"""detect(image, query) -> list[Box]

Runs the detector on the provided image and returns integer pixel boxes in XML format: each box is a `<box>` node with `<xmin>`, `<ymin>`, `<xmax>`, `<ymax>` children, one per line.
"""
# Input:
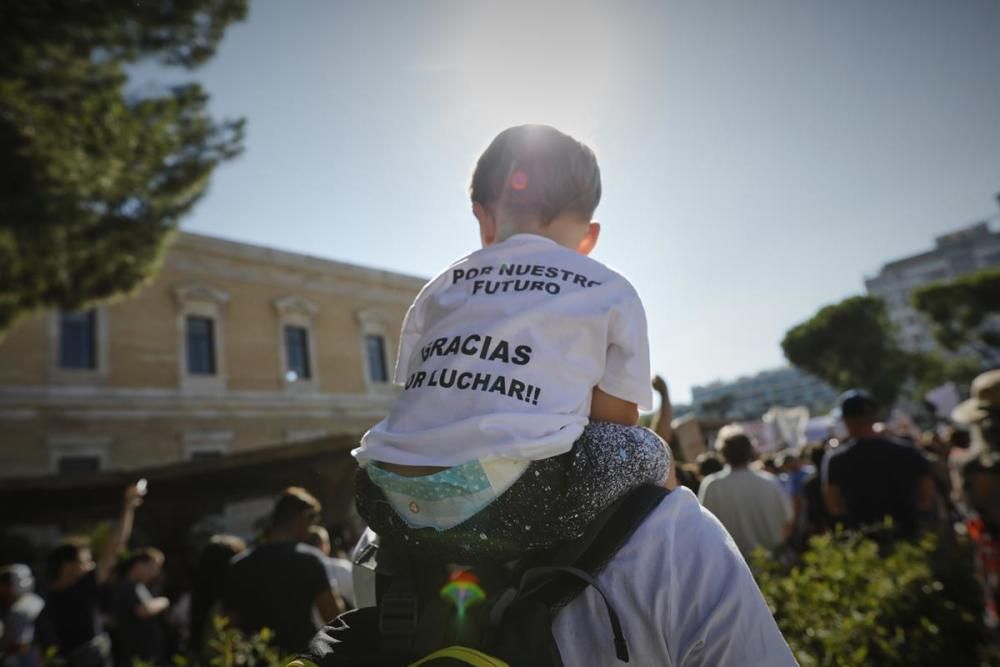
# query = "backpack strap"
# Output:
<box><xmin>524</xmin><ymin>483</ymin><xmax>670</xmax><ymax>608</ymax></box>
<box><xmin>499</xmin><ymin>484</ymin><xmax>670</xmax><ymax>663</ymax></box>
<box><xmin>373</xmin><ymin>542</ymin><xmax>419</xmax><ymax>662</ymax></box>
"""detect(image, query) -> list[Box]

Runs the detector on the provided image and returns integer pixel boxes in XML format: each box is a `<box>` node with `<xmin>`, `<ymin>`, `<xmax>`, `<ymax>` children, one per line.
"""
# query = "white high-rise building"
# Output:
<box><xmin>865</xmin><ymin>223</ymin><xmax>1000</xmax><ymax>353</ymax></box>
<box><xmin>691</xmin><ymin>366</ymin><xmax>837</xmax><ymax>421</ymax></box>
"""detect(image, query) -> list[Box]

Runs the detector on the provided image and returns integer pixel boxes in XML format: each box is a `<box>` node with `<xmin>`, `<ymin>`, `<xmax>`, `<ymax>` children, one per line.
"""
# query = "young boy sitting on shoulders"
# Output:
<box><xmin>353</xmin><ymin>124</ymin><xmax>669</xmax><ymax>561</ymax></box>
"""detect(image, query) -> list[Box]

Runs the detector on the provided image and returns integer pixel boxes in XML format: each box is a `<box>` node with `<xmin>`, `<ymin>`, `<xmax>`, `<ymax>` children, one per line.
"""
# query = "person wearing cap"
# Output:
<box><xmin>0</xmin><ymin>564</ymin><xmax>44</xmax><ymax>667</ymax></box>
<box><xmin>821</xmin><ymin>390</ymin><xmax>936</xmax><ymax>539</ymax></box>
<box><xmin>952</xmin><ymin>369</ymin><xmax>1000</xmax><ymax>625</ymax></box>
<box><xmin>952</xmin><ymin>370</ymin><xmax>1000</xmax><ymax>452</ymax></box>
<box><xmin>952</xmin><ymin>370</ymin><xmax>1000</xmax><ymax>532</ymax></box>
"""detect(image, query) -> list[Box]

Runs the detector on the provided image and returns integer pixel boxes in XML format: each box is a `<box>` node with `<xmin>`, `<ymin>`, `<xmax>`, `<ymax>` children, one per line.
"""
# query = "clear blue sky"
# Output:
<box><xmin>157</xmin><ymin>0</ymin><xmax>1000</xmax><ymax>404</ymax></box>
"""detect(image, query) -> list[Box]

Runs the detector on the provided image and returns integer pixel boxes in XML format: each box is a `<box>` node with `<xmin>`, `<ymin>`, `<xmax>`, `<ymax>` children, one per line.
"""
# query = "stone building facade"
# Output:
<box><xmin>0</xmin><ymin>232</ymin><xmax>424</xmax><ymax>478</ymax></box>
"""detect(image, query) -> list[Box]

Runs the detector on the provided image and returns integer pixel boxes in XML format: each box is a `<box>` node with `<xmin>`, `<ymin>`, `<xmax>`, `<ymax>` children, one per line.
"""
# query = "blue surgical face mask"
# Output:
<box><xmin>832</xmin><ymin>419</ymin><xmax>849</xmax><ymax>441</ymax></box>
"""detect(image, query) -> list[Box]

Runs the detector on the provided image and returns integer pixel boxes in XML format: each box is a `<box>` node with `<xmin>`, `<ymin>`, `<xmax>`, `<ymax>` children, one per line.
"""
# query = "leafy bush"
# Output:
<box><xmin>132</xmin><ymin>618</ymin><xmax>285</xmax><ymax>667</ymax></box>
<box><xmin>753</xmin><ymin>531</ymin><xmax>997</xmax><ymax>666</ymax></box>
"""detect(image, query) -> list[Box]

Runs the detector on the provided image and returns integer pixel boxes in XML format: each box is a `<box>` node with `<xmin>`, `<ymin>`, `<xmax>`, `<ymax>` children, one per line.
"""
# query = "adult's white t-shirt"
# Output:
<box><xmin>354</xmin><ymin>233</ymin><xmax>653</xmax><ymax>467</ymax></box>
<box><xmin>350</xmin><ymin>488</ymin><xmax>798</xmax><ymax>666</ymax></box>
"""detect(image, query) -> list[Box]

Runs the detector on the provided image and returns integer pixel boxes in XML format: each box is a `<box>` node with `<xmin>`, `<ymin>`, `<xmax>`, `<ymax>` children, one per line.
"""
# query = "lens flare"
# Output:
<box><xmin>440</xmin><ymin>570</ymin><xmax>486</xmax><ymax>619</ymax></box>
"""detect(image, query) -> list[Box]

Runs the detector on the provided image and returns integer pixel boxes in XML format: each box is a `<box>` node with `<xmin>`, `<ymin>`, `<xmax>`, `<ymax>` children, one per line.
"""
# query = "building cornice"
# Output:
<box><xmin>171</xmin><ymin>232</ymin><xmax>427</xmax><ymax>293</ymax></box>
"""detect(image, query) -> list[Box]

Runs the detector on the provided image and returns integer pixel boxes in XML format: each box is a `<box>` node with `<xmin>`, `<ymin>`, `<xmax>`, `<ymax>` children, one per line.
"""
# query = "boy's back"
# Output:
<box><xmin>354</xmin><ymin>232</ymin><xmax>651</xmax><ymax>468</ymax></box>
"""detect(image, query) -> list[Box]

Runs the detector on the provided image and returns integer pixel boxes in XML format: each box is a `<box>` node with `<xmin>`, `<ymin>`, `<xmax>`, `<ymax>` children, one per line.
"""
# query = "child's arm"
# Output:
<box><xmin>590</xmin><ymin>386</ymin><xmax>639</xmax><ymax>426</ymax></box>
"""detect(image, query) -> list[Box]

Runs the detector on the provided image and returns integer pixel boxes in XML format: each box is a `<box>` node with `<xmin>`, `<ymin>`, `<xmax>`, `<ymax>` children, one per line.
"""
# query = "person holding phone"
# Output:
<box><xmin>37</xmin><ymin>484</ymin><xmax>144</xmax><ymax>667</ymax></box>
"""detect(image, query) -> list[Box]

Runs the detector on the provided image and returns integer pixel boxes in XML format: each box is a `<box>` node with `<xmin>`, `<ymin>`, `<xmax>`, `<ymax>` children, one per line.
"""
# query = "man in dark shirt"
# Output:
<box><xmin>822</xmin><ymin>390</ymin><xmax>935</xmax><ymax>538</ymax></box>
<box><xmin>112</xmin><ymin>548</ymin><xmax>170</xmax><ymax>666</ymax></box>
<box><xmin>37</xmin><ymin>484</ymin><xmax>144</xmax><ymax>667</ymax></box>
<box><xmin>223</xmin><ymin>487</ymin><xmax>344</xmax><ymax>655</ymax></box>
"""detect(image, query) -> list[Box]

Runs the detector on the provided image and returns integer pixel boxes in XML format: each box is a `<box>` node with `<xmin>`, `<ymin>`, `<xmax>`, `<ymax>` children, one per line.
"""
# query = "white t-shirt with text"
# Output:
<box><xmin>354</xmin><ymin>233</ymin><xmax>653</xmax><ymax>467</ymax></box>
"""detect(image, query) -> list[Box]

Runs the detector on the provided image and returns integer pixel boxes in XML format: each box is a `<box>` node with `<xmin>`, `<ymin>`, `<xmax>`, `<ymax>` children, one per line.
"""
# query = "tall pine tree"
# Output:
<box><xmin>0</xmin><ymin>0</ymin><xmax>247</xmax><ymax>336</ymax></box>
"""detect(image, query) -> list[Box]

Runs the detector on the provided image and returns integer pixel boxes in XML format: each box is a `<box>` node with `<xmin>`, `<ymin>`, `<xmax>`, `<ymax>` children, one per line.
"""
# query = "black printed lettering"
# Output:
<box><xmin>487</xmin><ymin>340</ymin><xmax>510</xmax><ymax>363</ymax></box>
<box><xmin>512</xmin><ymin>345</ymin><xmax>532</xmax><ymax>365</ymax></box>
<box><xmin>488</xmin><ymin>376</ymin><xmax>507</xmax><ymax>394</ymax></box>
<box><xmin>472</xmin><ymin>373</ymin><xmax>492</xmax><ymax>391</ymax></box>
<box><xmin>438</xmin><ymin>369</ymin><xmax>457</xmax><ymax>388</ymax></box>
<box><xmin>456</xmin><ymin>372</ymin><xmax>473</xmax><ymax>390</ymax></box>
<box><xmin>461</xmin><ymin>335</ymin><xmax>481</xmax><ymax>355</ymax></box>
<box><xmin>444</xmin><ymin>337</ymin><xmax>462</xmax><ymax>356</ymax></box>
<box><xmin>509</xmin><ymin>379</ymin><xmax>526</xmax><ymax>401</ymax></box>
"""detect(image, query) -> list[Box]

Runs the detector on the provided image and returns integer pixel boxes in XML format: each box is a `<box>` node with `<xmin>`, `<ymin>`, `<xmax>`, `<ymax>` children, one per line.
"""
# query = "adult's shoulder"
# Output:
<box><xmin>294</xmin><ymin>542</ymin><xmax>330</xmax><ymax>563</ymax></box>
<box><xmin>882</xmin><ymin>435</ymin><xmax>921</xmax><ymax>451</ymax></box>
<box><xmin>17</xmin><ymin>592</ymin><xmax>45</xmax><ymax>617</ymax></box>
<box><xmin>554</xmin><ymin>487</ymin><xmax>796</xmax><ymax>665</ymax></box>
<box><xmin>823</xmin><ymin>441</ymin><xmax>855</xmax><ymax>468</ymax></box>
<box><xmin>753</xmin><ymin>468</ymin><xmax>785</xmax><ymax>487</ymax></box>
<box><xmin>698</xmin><ymin>468</ymin><xmax>728</xmax><ymax>491</ymax></box>
<box><xmin>228</xmin><ymin>544</ymin><xmax>256</xmax><ymax>568</ymax></box>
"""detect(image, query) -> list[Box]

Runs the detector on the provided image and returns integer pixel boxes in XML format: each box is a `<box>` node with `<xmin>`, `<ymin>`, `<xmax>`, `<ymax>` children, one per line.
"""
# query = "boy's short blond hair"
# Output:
<box><xmin>470</xmin><ymin>125</ymin><xmax>601</xmax><ymax>225</ymax></box>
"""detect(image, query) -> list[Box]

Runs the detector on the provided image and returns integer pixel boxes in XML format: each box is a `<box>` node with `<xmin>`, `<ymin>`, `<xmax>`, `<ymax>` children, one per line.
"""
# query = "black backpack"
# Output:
<box><xmin>293</xmin><ymin>484</ymin><xmax>669</xmax><ymax>666</ymax></box>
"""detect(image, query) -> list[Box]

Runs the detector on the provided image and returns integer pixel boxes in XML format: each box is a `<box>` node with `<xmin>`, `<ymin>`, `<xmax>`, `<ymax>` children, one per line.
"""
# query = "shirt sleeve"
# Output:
<box><xmin>821</xmin><ymin>450</ymin><xmax>839</xmax><ymax>487</ymax></box>
<box><xmin>776</xmin><ymin>482</ymin><xmax>794</xmax><ymax>522</ymax></box>
<box><xmin>598</xmin><ymin>290</ymin><xmax>654</xmax><ymax>411</ymax></box>
<box><xmin>6</xmin><ymin>609</ymin><xmax>34</xmax><ymax>645</ymax></box>
<box><xmin>307</xmin><ymin>552</ymin><xmax>334</xmax><ymax>596</ymax></box>
<box><xmin>912</xmin><ymin>448</ymin><xmax>931</xmax><ymax>476</ymax></box>
<box><xmin>392</xmin><ymin>298</ymin><xmax>425</xmax><ymax>386</ymax></box>
<box><xmin>697</xmin><ymin>477</ymin><xmax>714</xmax><ymax>507</ymax></box>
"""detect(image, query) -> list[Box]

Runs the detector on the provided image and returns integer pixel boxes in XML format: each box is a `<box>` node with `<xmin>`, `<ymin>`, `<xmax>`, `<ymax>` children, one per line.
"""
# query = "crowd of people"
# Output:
<box><xmin>1</xmin><ymin>373</ymin><xmax>998</xmax><ymax>666</ymax></box>
<box><xmin>0</xmin><ymin>486</ymin><xmax>360</xmax><ymax>667</ymax></box>
<box><xmin>674</xmin><ymin>372</ymin><xmax>1000</xmax><ymax>612</ymax></box>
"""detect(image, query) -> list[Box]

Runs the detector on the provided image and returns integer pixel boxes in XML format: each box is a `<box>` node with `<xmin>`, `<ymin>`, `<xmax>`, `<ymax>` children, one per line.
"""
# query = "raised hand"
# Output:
<box><xmin>652</xmin><ymin>375</ymin><xmax>669</xmax><ymax>399</ymax></box>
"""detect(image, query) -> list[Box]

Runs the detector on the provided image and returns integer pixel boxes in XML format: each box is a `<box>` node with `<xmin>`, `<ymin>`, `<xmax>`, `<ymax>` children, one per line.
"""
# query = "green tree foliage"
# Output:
<box><xmin>906</xmin><ymin>349</ymin><xmax>983</xmax><ymax>397</ymax></box>
<box><xmin>754</xmin><ymin>531</ymin><xmax>994</xmax><ymax>667</ymax></box>
<box><xmin>0</xmin><ymin>0</ymin><xmax>247</xmax><ymax>337</ymax></box>
<box><xmin>781</xmin><ymin>296</ymin><xmax>913</xmax><ymax>408</ymax></box>
<box><xmin>912</xmin><ymin>268</ymin><xmax>1000</xmax><ymax>358</ymax></box>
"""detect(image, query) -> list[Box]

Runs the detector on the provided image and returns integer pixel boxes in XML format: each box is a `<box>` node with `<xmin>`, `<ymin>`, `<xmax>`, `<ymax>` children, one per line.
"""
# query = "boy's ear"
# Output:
<box><xmin>576</xmin><ymin>222</ymin><xmax>601</xmax><ymax>256</ymax></box>
<box><xmin>473</xmin><ymin>202</ymin><xmax>497</xmax><ymax>247</ymax></box>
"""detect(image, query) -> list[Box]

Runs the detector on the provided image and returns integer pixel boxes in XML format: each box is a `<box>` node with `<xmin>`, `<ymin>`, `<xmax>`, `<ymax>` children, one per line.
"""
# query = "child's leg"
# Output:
<box><xmin>550</xmin><ymin>421</ymin><xmax>670</xmax><ymax>538</ymax></box>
